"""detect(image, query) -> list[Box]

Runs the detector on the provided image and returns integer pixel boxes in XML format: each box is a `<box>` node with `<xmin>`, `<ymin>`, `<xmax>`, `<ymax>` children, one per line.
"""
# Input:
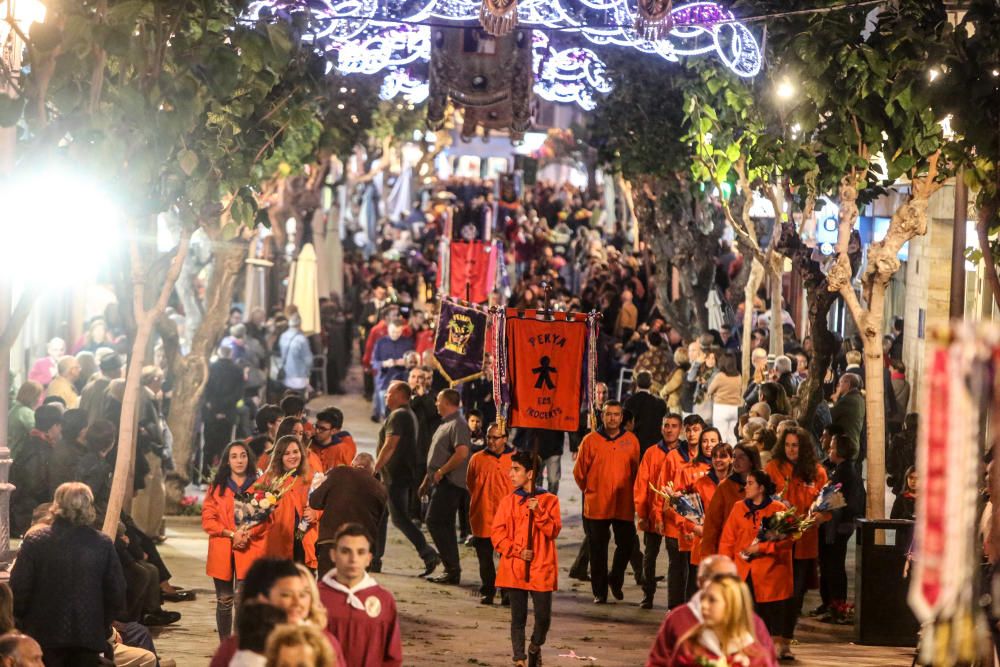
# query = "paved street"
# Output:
<box><xmin>150</xmin><ymin>390</ymin><xmax>918</xmax><ymax>666</ymax></box>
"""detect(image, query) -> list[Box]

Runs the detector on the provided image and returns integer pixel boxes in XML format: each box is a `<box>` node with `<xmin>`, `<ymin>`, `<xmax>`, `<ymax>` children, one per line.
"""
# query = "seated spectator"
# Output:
<box><xmin>10</xmin><ymin>404</ymin><xmax>63</xmax><ymax>537</ymax></box>
<box><xmin>0</xmin><ymin>633</ymin><xmax>44</xmax><ymax>667</ymax></box>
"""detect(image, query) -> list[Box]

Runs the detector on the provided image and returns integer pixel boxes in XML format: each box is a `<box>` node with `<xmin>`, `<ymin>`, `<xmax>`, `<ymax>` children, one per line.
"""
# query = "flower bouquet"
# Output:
<box><xmin>797</xmin><ymin>482</ymin><xmax>847</xmax><ymax>533</ymax></box>
<box><xmin>741</xmin><ymin>507</ymin><xmax>804</xmax><ymax>561</ymax></box>
<box><xmin>649</xmin><ymin>482</ymin><xmax>705</xmax><ymax>525</ymax></box>
<box><xmin>234</xmin><ymin>470</ymin><xmax>295</xmax><ymax>531</ymax></box>
<box><xmin>295</xmin><ymin>472</ymin><xmax>326</xmax><ymax>540</ymax></box>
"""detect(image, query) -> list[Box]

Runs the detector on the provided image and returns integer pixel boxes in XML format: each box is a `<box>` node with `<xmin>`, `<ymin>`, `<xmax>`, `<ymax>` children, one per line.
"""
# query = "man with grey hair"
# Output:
<box><xmin>771</xmin><ymin>354</ymin><xmax>798</xmax><ymax>398</ymax></box>
<box><xmin>46</xmin><ymin>356</ymin><xmax>82</xmax><ymax>409</ymax></box>
<box><xmin>277</xmin><ymin>312</ymin><xmax>314</xmax><ymax>395</ymax></box>
<box><xmin>310</xmin><ymin>451</ymin><xmax>389</xmax><ymax>574</ymax></box>
<box><xmin>645</xmin><ymin>555</ymin><xmax>776</xmax><ymax>666</ymax></box>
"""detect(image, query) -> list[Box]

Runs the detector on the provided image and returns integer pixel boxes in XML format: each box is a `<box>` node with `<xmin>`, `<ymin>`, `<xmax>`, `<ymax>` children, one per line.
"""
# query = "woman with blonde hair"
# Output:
<box><xmin>265</xmin><ymin>623</ymin><xmax>336</xmax><ymax>667</ymax></box>
<box><xmin>261</xmin><ymin>436</ymin><xmax>322</xmax><ymax>569</ymax></box>
<box><xmin>670</xmin><ymin>574</ymin><xmax>772</xmax><ymax>666</ymax></box>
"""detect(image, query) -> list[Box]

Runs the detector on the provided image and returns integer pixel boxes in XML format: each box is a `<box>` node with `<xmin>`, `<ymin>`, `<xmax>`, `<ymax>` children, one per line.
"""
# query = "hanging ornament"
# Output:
<box><xmin>479</xmin><ymin>0</ymin><xmax>517</xmax><ymax>37</ymax></box>
<box><xmin>634</xmin><ymin>0</ymin><xmax>674</xmax><ymax>41</ymax></box>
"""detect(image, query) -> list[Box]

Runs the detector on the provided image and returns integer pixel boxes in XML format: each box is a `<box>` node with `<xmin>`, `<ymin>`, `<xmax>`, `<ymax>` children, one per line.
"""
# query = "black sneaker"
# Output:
<box><xmin>142</xmin><ymin>609</ymin><xmax>181</xmax><ymax>626</ymax></box>
<box><xmin>639</xmin><ymin>596</ymin><xmax>654</xmax><ymax>609</ymax></box>
<box><xmin>609</xmin><ymin>582</ymin><xmax>624</xmax><ymax>601</ymax></box>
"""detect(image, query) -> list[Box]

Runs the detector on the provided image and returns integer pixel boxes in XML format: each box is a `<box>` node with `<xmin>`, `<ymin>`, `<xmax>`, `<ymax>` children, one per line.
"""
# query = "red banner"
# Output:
<box><xmin>506</xmin><ymin>314</ymin><xmax>587</xmax><ymax>431</ymax></box>
<box><xmin>446</xmin><ymin>241</ymin><xmax>493</xmax><ymax>303</ymax></box>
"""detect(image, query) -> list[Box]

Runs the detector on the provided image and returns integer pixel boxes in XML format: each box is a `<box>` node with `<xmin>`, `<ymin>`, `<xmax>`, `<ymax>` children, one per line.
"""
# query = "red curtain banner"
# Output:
<box><xmin>506</xmin><ymin>315</ymin><xmax>587</xmax><ymax>431</ymax></box>
<box><xmin>447</xmin><ymin>241</ymin><xmax>493</xmax><ymax>303</ymax></box>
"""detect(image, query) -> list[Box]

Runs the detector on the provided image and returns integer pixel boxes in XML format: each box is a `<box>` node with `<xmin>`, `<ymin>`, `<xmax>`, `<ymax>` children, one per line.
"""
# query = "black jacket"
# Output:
<box><xmin>821</xmin><ymin>459</ymin><xmax>866</xmax><ymax>540</ymax></box>
<box><xmin>11</xmin><ymin>518</ymin><xmax>126</xmax><ymax>652</ymax></box>
<box><xmin>623</xmin><ymin>390</ymin><xmax>667</xmax><ymax>454</ymax></box>
<box><xmin>10</xmin><ymin>436</ymin><xmax>53</xmax><ymax>537</ymax></box>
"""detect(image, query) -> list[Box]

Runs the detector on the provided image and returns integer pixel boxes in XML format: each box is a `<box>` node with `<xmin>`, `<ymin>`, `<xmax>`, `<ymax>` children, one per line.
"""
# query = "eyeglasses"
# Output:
<box><xmin>487</xmin><ymin>435</ymin><xmax>507</xmax><ymax>441</ymax></box>
<box><xmin>316</xmin><ymin>425</ymin><xmax>333</xmax><ymax>432</ymax></box>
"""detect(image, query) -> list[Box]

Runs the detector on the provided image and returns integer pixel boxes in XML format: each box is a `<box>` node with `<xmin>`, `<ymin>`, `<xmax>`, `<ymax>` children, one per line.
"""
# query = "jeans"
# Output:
<box><xmin>473</xmin><ymin>536</ymin><xmax>497</xmax><ymax>597</ymax></box>
<box><xmin>508</xmin><ymin>589</ymin><xmax>553</xmax><ymax>661</ymax></box>
<box><xmin>542</xmin><ymin>454</ymin><xmax>561</xmax><ymax>495</ymax></box>
<box><xmin>213</xmin><ymin>576</ymin><xmax>241</xmax><ymax>640</ymax></box>
<box><xmin>819</xmin><ymin>532</ymin><xmax>851</xmax><ymax>605</ymax></box>
<box><xmin>373</xmin><ymin>386</ymin><xmax>387</xmax><ymax>420</ymax></box>
<box><xmin>584</xmin><ymin>517</ymin><xmax>637</xmax><ymax>600</ymax></box>
<box><xmin>664</xmin><ymin>537</ymin><xmax>689</xmax><ymax>609</ymax></box>
<box><xmin>426</xmin><ymin>479</ymin><xmax>464</xmax><ymax>574</ymax></box>
<box><xmin>641</xmin><ymin>532</ymin><xmax>663</xmax><ymax>598</ymax></box>
<box><xmin>385</xmin><ymin>481</ymin><xmax>437</xmax><ymax>564</ymax></box>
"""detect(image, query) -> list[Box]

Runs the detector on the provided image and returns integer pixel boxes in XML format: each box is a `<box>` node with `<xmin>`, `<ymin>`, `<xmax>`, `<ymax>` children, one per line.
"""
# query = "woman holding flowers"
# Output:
<box><xmin>701</xmin><ymin>444</ymin><xmax>761</xmax><ymax>557</ymax></box>
<box><xmin>719</xmin><ymin>469</ymin><xmax>794</xmax><ymax>658</ymax></box>
<box><xmin>202</xmin><ymin>440</ymin><xmax>266</xmax><ymax>639</ymax></box>
<box><xmin>688</xmin><ymin>444</ymin><xmax>734</xmax><ymax>570</ymax></box>
<box><xmin>261</xmin><ymin>435</ymin><xmax>322</xmax><ymax>570</ymax></box>
<box><xmin>673</xmin><ymin>428</ymin><xmax>719</xmax><ymax>598</ymax></box>
<box><xmin>669</xmin><ymin>573</ymin><xmax>774</xmax><ymax>667</ymax></box>
<box><xmin>765</xmin><ymin>427</ymin><xmax>828</xmax><ymax>653</ymax></box>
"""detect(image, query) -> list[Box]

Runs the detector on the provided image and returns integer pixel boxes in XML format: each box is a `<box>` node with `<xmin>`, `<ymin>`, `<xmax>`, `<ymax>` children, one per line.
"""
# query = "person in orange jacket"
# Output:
<box><xmin>656</xmin><ymin>414</ymin><xmax>705</xmax><ymax>608</ymax></box>
<box><xmin>719</xmin><ymin>469</ymin><xmax>794</xmax><ymax>658</ymax></box>
<box><xmin>764</xmin><ymin>427</ymin><xmax>828</xmax><ymax>658</ymax></box>
<box><xmin>261</xmin><ymin>417</ymin><xmax>323</xmax><ymax>475</ymax></box>
<box><xmin>674</xmin><ymin>427</ymin><xmax>719</xmax><ymax>599</ymax></box>
<box><xmin>260</xmin><ymin>435</ymin><xmax>323</xmax><ymax>570</ymax></box>
<box><xmin>573</xmin><ymin>400</ymin><xmax>640</xmax><ymax>604</ymax></box>
<box><xmin>310</xmin><ymin>407</ymin><xmax>357</xmax><ymax>472</ymax></box>
<box><xmin>700</xmin><ymin>444</ymin><xmax>761</xmax><ymax>558</ymax></box>
<box><xmin>201</xmin><ymin>440</ymin><xmax>267</xmax><ymax>639</ymax></box>
<box><xmin>492</xmin><ymin>449</ymin><xmax>562</xmax><ymax>667</ymax></box>
<box><xmin>468</xmin><ymin>422</ymin><xmax>515</xmax><ymax>605</ymax></box>
<box><xmin>633</xmin><ymin>414</ymin><xmax>683</xmax><ymax>609</ymax></box>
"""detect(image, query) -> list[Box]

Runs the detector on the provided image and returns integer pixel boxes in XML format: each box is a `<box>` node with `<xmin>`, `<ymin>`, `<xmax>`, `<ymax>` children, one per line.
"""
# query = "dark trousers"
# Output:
<box><xmin>426</xmin><ymin>480</ymin><xmax>464</xmax><ymax>574</ymax></box>
<box><xmin>123</xmin><ymin>560</ymin><xmax>161</xmax><ymax>622</ymax></box>
<box><xmin>385</xmin><ymin>481</ymin><xmax>436</xmax><ymax>564</ymax></box>
<box><xmin>818</xmin><ymin>533</ymin><xmax>851</xmax><ymax>605</ymax></box>
<box><xmin>641</xmin><ymin>532</ymin><xmax>663</xmax><ymax>597</ymax></box>
<box><xmin>508</xmin><ymin>589</ymin><xmax>553</xmax><ymax>661</ymax></box>
<box><xmin>473</xmin><ymin>536</ymin><xmax>497</xmax><ymax>597</ymax></box>
<box><xmin>665</xmin><ymin>537</ymin><xmax>689</xmax><ymax>609</ymax></box>
<box><xmin>584</xmin><ymin>517</ymin><xmax>637</xmax><ymax>600</ymax></box>
<box><xmin>202</xmin><ymin>415</ymin><xmax>234</xmax><ymax>477</ymax></box>
<box><xmin>42</xmin><ymin>647</ymin><xmax>101</xmax><ymax>667</ymax></box>
<box><xmin>747</xmin><ymin>575</ymin><xmax>790</xmax><ymax>638</ymax></box>
<box><xmin>686</xmin><ymin>563</ymin><xmax>700</xmax><ymax>600</ymax></box>
<box><xmin>459</xmin><ymin>489</ymin><xmax>471</xmax><ymax>538</ymax></box>
<box><xmin>570</xmin><ymin>537</ymin><xmax>589</xmax><ymax>578</ymax></box>
<box><xmin>785</xmin><ymin>558</ymin><xmax>814</xmax><ymax>638</ymax></box>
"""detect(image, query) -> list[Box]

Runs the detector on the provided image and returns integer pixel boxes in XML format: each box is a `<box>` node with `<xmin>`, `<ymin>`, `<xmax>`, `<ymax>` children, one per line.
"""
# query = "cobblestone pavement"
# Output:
<box><xmin>152</xmin><ymin>391</ymin><xmax>917</xmax><ymax>666</ymax></box>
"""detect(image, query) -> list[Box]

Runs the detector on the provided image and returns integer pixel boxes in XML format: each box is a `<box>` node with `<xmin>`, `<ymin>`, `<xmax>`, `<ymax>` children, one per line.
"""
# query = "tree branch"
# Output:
<box><xmin>0</xmin><ymin>284</ymin><xmax>42</xmax><ymax>355</ymax></box>
<box><xmin>976</xmin><ymin>200</ymin><xmax>1000</xmax><ymax>313</ymax></box>
<box><xmin>838</xmin><ymin>282</ymin><xmax>868</xmax><ymax>336</ymax></box>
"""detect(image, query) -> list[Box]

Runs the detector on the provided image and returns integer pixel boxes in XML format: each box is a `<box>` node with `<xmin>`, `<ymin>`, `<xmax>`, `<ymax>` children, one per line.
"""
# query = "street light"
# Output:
<box><xmin>775</xmin><ymin>78</ymin><xmax>796</xmax><ymax>100</ymax></box>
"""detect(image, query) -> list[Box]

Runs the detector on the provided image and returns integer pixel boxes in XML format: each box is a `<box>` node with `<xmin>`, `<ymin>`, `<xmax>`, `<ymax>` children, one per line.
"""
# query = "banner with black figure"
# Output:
<box><xmin>505</xmin><ymin>312</ymin><xmax>589</xmax><ymax>432</ymax></box>
<box><xmin>432</xmin><ymin>298</ymin><xmax>489</xmax><ymax>385</ymax></box>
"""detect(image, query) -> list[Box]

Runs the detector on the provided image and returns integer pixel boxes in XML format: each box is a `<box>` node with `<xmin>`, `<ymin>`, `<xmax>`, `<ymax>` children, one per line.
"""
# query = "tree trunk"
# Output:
<box><xmin>861</xmin><ymin>311</ymin><xmax>887</xmax><ymax>520</ymax></box>
<box><xmin>102</xmin><ymin>229</ymin><xmax>190</xmax><ymax>539</ymax></box>
<box><xmin>741</xmin><ymin>259</ymin><xmax>765</xmax><ymax>391</ymax></box>
<box><xmin>167</xmin><ymin>239</ymin><xmax>248</xmax><ymax>481</ymax></box>
<box><xmin>769</xmin><ymin>269</ymin><xmax>784</xmax><ymax>357</ymax></box>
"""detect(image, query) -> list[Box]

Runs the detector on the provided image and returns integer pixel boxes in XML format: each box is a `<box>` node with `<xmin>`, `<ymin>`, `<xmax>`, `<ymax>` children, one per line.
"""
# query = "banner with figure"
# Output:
<box><xmin>506</xmin><ymin>311</ymin><xmax>588</xmax><ymax>431</ymax></box>
<box><xmin>432</xmin><ymin>298</ymin><xmax>488</xmax><ymax>385</ymax></box>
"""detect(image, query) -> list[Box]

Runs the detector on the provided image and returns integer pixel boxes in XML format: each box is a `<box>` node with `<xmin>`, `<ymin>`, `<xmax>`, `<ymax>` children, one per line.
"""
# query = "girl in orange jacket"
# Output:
<box><xmin>765</xmin><ymin>427</ymin><xmax>828</xmax><ymax>655</ymax></box>
<box><xmin>673</xmin><ymin>428</ymin><xmax>717</xmax><ymax>599</ymax></box>
<box><xmin>260</xmin><ymin>417</ymin><xmax>323</xmax><ymax>473</ymax></box>
<box><xmin>492</xmin><ymin>450</ymin><xmax>562</xmax><ymax>667</ymax></box>
<box><xmin>700</xmin><ymin>444</ymin><xmax>761</xmax><ymax>557</ymax></box>
<box><xmin>687</xmin><ymin>443</ymin><xmax>733</xmax><ymax>568</ymax></box>
<box><xmin>719</xmin><ymin>469</ymin><xmax>794</xmax><ymax>658</ymax></box>
<box><xmin>260</xmin><ymin>435</ymin><xmax>322</xmax><ymax>570</ymax></box>
<box><xmin>201</xmin><ymin>440</ymin><xmax>267</xmax><ymax>639</ymax></box>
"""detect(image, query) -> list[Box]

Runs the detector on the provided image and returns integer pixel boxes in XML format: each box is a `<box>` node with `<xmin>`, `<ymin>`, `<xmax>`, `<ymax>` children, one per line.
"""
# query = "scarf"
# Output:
<box><xmin>694</xmin><ymin>452</ymin><xmax>712</xmax><ymax>466</ymax></box>
<box><xmin>321</xmin><ymin>570</ymin><xmax>379</xmax><ymax>611</ymax></box>
<box><xmin>696</xmin><ymin>627</ymin><xmax>756</xmax><ymax>662</ymax></box>
<box><xmin>678</xmin><ymin>444</ymin><xmax>692</xmax><ymax>463</ymax></box>
<box><xmin>226</xmin><ymin>476</ymin><xmax>256</xmax><ymax>496</ymax></box>
<box><xmin>707</xmin><ymin>468</ymin><xmax>722</xmax><ymax>486</ymax></box>
<box><xmin>515</xmin><ymin>487</ymin><xmax>549</xmax><ymax>504</ymax></box>
<box><xmin>657</xmin><ymin>440</ymin><xmax>676</xmax><ymax>456</ymax></box>
<box><xmin>743</xmin><ymin>497</ymin><xmax>772</xmax><ymax>523</ymax></box>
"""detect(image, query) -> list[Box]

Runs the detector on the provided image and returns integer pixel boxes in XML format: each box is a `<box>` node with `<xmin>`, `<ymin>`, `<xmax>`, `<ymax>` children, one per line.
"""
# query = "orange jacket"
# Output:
<box><xmin>765</xmin><ymin>460</ymin><xmax>828</xmax><ymax>560</ymax></box>
<box><xmin>492</xmin><ymin>490</ymin><xmax>562</xmax><ymax>592</ymax></box>
<box><xmin>574</xmin><ymin>429</ymin><xmax>640</xmax><ymax>521</ymax></box>
<box><xmin>633</xmin><ymin>441</ymin><xmax>676</xmax><ymax>535</ymax></box>
<box><xmin>467</xmin><ymin>448</ymin><xmax>515</xmax><ymax>538</ymax></box>
<box><xmin>261</xmin><ymin>473</ymin><xmax>322</xmax><ymax>569</ymax></box>
<box><xmin>202</xmin><ymin>482</ymin><xmax>268</xmax><ymax>581</ymax></box>
<box><xmin>309</xmin><ymin>432</ymin><xmax>358</xmax><ymax>472</ymax></box>
<box><xmin>719</xmin><ymin>498</ymin><xmax>794</xmax><ymax>603</ymax></box>
<box><xmin>656</xmin><ymin>446</ymin><xmax>699</xmax><ymax>538</ymax></box>
<box><xmin>674</xmin><ymin>456</ymin><xmax>711</xmax><ymax>553</ymax></box>
<box><xmin>688</xmin><ymin>471</ymin><xmax>722</xmax><ymax>565</ymax></box>
<box><xmin>700</xmin><ymin>477</ymin><xmax>745</xmax><ymax>557</ymax></box>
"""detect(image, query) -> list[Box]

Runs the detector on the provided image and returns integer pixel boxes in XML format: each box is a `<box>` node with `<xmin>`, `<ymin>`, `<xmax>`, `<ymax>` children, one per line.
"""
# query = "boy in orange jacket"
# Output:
<box><xmin>492</xmin><ymin>450</ymin><xmax>562</xmax><ymax>667</ymax></box>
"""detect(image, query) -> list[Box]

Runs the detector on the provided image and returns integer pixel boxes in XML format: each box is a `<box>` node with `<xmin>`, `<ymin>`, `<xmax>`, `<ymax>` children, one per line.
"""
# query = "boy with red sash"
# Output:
<box><xmin>467</xmin><ymin>423</ymin><xmax>516</xmax><ymax>605</ymax></box>
<box><xmin>492</xmin><ymin>450</ymin><xmax>562</xmax><ymax>667</ymax></box>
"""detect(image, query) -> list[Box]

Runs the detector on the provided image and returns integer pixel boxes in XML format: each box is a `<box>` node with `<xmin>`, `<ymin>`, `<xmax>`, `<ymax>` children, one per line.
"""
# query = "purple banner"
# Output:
<box><xmin>433</xmin><ymin>298</ymin><xmax>488</xmax><ymax>385</ymax></box>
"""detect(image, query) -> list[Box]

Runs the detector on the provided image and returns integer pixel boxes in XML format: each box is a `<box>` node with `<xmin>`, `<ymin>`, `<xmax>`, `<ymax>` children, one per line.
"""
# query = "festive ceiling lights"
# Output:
<box><xmin>249</xmin><ymin>1</ymin><xmax>761</xmax><ymax>109</ymax></box>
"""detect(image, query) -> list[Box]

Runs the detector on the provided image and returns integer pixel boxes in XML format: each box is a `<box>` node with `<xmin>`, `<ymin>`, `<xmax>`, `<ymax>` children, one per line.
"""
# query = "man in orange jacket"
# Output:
<box><xmin>573</xmin><ymin>400</ymin><xmax>640</xmax><ymax>604</ymax></box>
<box><xmin>467</xmin><ymin>423</ymin><xmax>515</xmax><ymax>605</ymax></box>
<box><xmin>633</xmin><ymin>413</ymin><xmax>683</xmax><ymax>609</ymax></box>
<box><xmin>492</xmin><ymin>449</ymin><xmax>561</xmax><ymax>667</ymax></box>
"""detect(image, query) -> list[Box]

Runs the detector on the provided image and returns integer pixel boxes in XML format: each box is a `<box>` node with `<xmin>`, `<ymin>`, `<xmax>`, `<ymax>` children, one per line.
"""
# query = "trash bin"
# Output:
<box><xmin>854</xmin><ymin>518</ymin><xmax>919</xmax><ymax>646</ymax></box>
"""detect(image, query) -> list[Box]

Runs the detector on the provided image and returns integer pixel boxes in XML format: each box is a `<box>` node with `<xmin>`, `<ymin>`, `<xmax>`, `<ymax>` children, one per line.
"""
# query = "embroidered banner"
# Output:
<box><xmin>432</xmin><ymin>298</ymin><xmax>488</xmax><ymax>385</ymax></box>
<box><xmin>506</xmin><ymin>311</ymin><xmax>587</xmax><ymax>431</ymax></box>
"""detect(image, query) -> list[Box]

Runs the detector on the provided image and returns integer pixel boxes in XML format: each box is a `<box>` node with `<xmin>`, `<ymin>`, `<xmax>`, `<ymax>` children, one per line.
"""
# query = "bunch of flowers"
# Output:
<box><xmin>649</xmin><ymin>482</ymin><xmax>705</xmax><ymax>525</ymax></box>
<box><xmin>234</xmin><ymin>470</ymin><xmax>295</xmax><ymax>530</ymax></box>
<box><xmin>796</xmin><ymin>482</ymin><xmax>847</xmax><ymax>533</ymax></box>
<box><xmin>756</xmin><ymin>507</ymin><xmax>804</xmax><ymax>543</ymax></box>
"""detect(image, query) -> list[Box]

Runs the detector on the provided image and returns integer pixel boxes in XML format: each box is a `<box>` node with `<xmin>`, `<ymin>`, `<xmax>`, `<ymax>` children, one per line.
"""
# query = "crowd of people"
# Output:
<box><xmin>2</xmin><ymin>174</ymin><xmax>926</xmax><ymax>667</ymax></box>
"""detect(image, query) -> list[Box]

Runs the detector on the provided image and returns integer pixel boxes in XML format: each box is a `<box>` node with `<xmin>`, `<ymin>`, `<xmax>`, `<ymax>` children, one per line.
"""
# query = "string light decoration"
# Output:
<box><xmin>248</xmin><ymin>0</ymin><xmax>761</xmax><ymax>109</ymax></box>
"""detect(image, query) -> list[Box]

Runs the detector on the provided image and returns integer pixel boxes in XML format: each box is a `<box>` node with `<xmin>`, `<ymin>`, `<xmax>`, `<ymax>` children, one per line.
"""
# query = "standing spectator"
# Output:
<box><xmin>318</xmin><ymin>523</ymin><xmax>403</xmax><ymax>667</ymax></box>
<box><xmin>829</xmin><ymin>373</ymin><xmax>865</xmax><ymax>459</ymax></box>
<box><xmin>420</xmin><ymin>389</ymin><xmax>472</xmax><ymax>585</ymax></box>
<box><xmin>615</xmin><ymin>289</ymin><xmax>639</xmax><ymax>339</ymax></box>
<box><xmin>624</xmin><ymin>371</ymin><xmax>668</xmax><ymax>456</ymax></box>
<box><xmin>466</xmin><ymin>423</ymin><xmax>515</xmax><ymax>605</ymax></box>
<box><xmin>659</xmin><ymin>349</ymin><xmax>687</xmax><ymax>414</ymax></box>
<box><xmin>371</xmin><ymin>322</ymin><xmax>414</xmax><ymax>421</ymax></box>
<box><xmin>310</xmin><ymin>408</ymin><xmax>357</xmax><ymax>472</ymax></box>
<box><xmin>277</xmin><ymin>314</ymin><xmax>314</xmax><ymax>397</ymax></box>
<box><xmin>27</xmin><ymin>337</ymin><xmax>65</xmax><ymax>388</ymax></box>
<box><xmin>132</xmin><ymin>366</ymin><xmax>168</xmax><ymax>537</ymax></box>
<box><xmin>573</xmin><ymin>400</ymin><xmax>640</xmax><ymax>604</ymax></box>
<box><xmin>201</xmin><ymin>346</ymin><xmax>246</xmax><ymax>479</ymax></box>
<box><xmin>311</xmin><ymin>453</ymin><xmax>389</xmax><ymax>576</ymax></box>
<box><xmin>80</xmin><ymin>352</ymin><xmax>123</xmax><ymax>425</ymax></box>
<box><xmin>817</xmin><ymin>432</ymin><xmax>864</xmax><ymax>623</ymax></box>
<box><xmin>706</xmin><ymin>352</ymin><xmax>742</xmax><ymax>444</ymax></box>
<box><xmin>11</xmin><ymin>482</ymin><xmax>126</xmax><ymax>667</ymax></box>
<box><xmin>888</xmin><ymin>360</ymin><xmax>910</xmax><ymax>432</ymax></box>
<box><xmin>10</xmin><ymin>404</ymin><xmax>62</xmax><ymax>537</ymax></box>
<box><xmin>7</xmin><ymin>380</ymin><xmax>42</xmax><ymax>461</ymax></box>
<box><xmin>48</xmin><ymin>409</ymin><xmax>90</xmax><ymax>496</ymax></box>
<box><xmin>45</xmin><ymin>356</ymin><xmax>82</xmax><ymax>409</ymax></box>
<box><xmin>374</xmin><ymin>382</ymin><xmax>440</xmax><ymax>576</ymax></box>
